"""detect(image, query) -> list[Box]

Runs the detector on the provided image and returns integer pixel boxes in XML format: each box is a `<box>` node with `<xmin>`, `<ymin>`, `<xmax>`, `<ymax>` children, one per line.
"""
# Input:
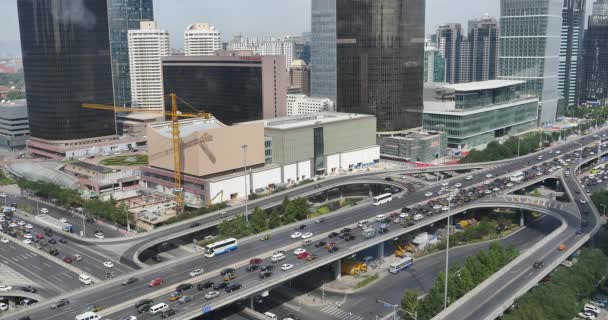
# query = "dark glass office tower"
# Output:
<box><xmin>108</xmin><ymin>0</ymin><xmax>154</xmax><ymax>107</ymax></box>
<box><xmin>579</xmin><ymin>1</ymin><xmax>608</xmax><ymax>104</ymax></box>
<box><xmin>17</xmin><ymin>0</ymin><xmax>115</xmax><ymax>141</ymax></box>
<box><xmin>311</xmin><ymin>0</ymin><xmax>425</xmax><ymax>132</ymax></box>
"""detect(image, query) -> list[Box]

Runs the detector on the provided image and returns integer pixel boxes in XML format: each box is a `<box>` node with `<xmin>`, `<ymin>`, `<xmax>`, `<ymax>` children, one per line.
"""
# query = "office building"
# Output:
<box><xmin>579</xmin><ymin>0</ymin><xmax>608</xmax><ymax>105</ymax></box>
<box><xmin>259</xmin><ymin>38</ymin><xmax>296</xmax><ymax>69</ymax></box>
<box><xmin>107</xmin><ymin>0</ymin><xmax>154</xmax><ymax>107</ymax></box>
<box><xmin>227</xmin><ymin>34</ymin><xmax>260</xmax><ymax>51</ymax></box>
<box><xmin>499</xmin><ymin>0</ymin><xmax>563</xmax><ymax>125</ymax></box>
<box><xmin>311</xmin><ymin>0</ymin><xmax>425</xmax><ymax>132</ymax></box>
<box><xmin>0</xmin><ymin>99</ymin><xmax>29</xmax><ymax>150</ymax></box>
<box><xmin>377</xmin><ymin>130</ymin><xmax>447</xmax><ymax>163</ymax></box>
<box><xmin>289</xmin><ymin>59</ymin><xmax>311</xmax><ymax>95</ymax></box>
<box><xmin>437</xmin><ymin>23</ymin><xmax>464</xmax><ymax>84</ymax></box>
<box><xmin>467</xmin><ymin>17</ymin><xmax>500</xmax><ymax>82</ymax></box>
<box><xmin>423</xmin><ymin>80</ymin><xmax>539</xmax><ymax>150</ymax></box>
<box><xmin>162</xmin><ymin>53</ymin><xmax>287</xmax><ymax>125</ymax></box>
<box><xmin>128</xmin><ymin>21</ymin><xmax>170</xmax><ymax>111</ymax></box>
<box><xmin>559</xmin><ymin>0</ymin><xmax>586</xmax><ymax>108</ymax></box>
<box><xmin>18</xmin><ymin>0</ymin><xmax>116</xmax><ymax>157</ymax></box>
<box><xmin>424</xmin><ymin>45</ymin><xmax>446</xmax><ymax>83</ymax></box>
<box><xmin>184</xmin><ymin>23</ymin><xmax>222</xmax><ymax>56</ymax></box>
<box><xmin>287</xmin><ymin>94</ymin><xmax>335</xmax><ymax>116</ymax></box>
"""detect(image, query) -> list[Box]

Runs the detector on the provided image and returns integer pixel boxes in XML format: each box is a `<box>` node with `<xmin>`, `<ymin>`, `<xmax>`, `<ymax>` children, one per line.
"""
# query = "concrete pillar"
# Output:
<box><xmin>378</xmin><ymin>242</ymin><xmax>385</xmax><ymax>263</ymax></box>
<box><xmin>8</xmin><ymin>298</ymin><xmax>15</xmax><ymax>309</ymax></box>
<box><xmin>250</xmin><ymin>296</ymin><xmax>254</xmax><ymax>310</ymax></box>
<box><xmin>334</xmin><ymin>258</ymin><xmax>342</xmax><ymax>280</ymax></box>
<box><xmin>520</xmin><ymin>210</ymin><xmax>525</xmax><ymax>227</ymax></box>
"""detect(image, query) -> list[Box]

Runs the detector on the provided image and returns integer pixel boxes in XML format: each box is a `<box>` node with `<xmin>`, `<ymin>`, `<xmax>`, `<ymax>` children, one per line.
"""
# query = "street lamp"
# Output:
<box><xmin>517</xmin><ymin>136</ymin><xmax>522</xmax><ymax>157</ymax></box>
<box><xmin>241</xmin><ymin>144</ymin><xmax>249</xmax><ymax>222</ymax></box>
<box><xmin>600</xmin><ymin>204</ymin><xmax>607</xmax><ymax>216</ymax></box>
<box><xmin>444</xmin><ymin>189</ymin><xmax>455</xmax><ymax>310</ymax></box>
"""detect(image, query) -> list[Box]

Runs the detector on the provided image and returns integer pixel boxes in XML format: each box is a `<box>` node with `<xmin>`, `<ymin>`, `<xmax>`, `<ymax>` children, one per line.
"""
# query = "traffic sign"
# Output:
<box><xmin>202</xmin><ymin>305</ymin><xmax>212</xmax><ymax>314</ymax></box>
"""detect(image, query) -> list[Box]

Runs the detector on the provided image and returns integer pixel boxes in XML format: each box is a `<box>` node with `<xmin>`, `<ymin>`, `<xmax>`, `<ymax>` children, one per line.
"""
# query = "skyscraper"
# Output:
<box><xmin>499</xmin><ymin>0</ymin><xmax>563</xmax><ymax>125</ymax></box>
<box><xmin>128</xmin><ymin>21</ymin><xmax>170</xmax><ymax>111</ymax></box>
<box><xmin>184</xmin><ymin>23</ymin><xmax>222</xmax><ymax>56</ymax></box>
<box><xmin>17</xmin><ymin>0</ymin><xmax>115</xmax><ymax>141</ymax></box>
<box><xmin>424</xmin><ymin>44</ymin><xmax>446</xmax><ymax>83</ymax></box>
<box><xmin>559</xmin><ymin>0</ymin><xmax>586</xmax><ymax>108</ymax></box>
<box><xmin>436</xmin><ymin>23</ymin><xmax>464</xmax><ymax>84</ymax></box>
<box><xmin>311</xmin><ymin>0</ymin><xmax>425</xmax><ymax>132</ymax></box>
<box><xmin>468</xmin><ymin>17</ymin><xmax>500</xmax><ymax>82</ymax></box>
<box><xmin>579</xmin><ymin>0</ymin><xmax>608</xmax><ymax>104</ymax></box>
<box><xmin>108</xmin><ymin>0</ymin><xmax>154</xmax><ymax>107</ymax></box>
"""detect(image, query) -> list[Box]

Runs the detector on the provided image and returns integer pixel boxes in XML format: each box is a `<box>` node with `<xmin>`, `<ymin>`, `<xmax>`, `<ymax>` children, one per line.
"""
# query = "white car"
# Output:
<box><xmin>454</xmin><ymin>183</ymin><xmax>462</xmax><ymax>188</ymax></box>
<box><xmin>59</xmin><ymin>218</ymin><xmax>67</xmax><ymax>223</ymax></box>
<box><xmin>17</xmin><ymin>221</ymin><xmax>26</xmax><ymax>226</ymax></box>
<box><xmin>484</xmin><ymin>190</ymin><xmax>492</xmax><ymax>194</ymax></box>
<box><xmin>94</xmin><ymin>232</ymin><xmax>105</xmax><ymax>239</ymax></box>
<box><xmin>103</xmin><ymin>261</ymin><xmax>114</xmax><ymax>268</ymax></box>
<box><xmin>0</xmin><ymin>303</ymin><xmax>7</xmax><ymax>311</ymax></box>
<box><xmin>506</xmin><ymin>183</ymin><xmax>514</xmax><ymax>188</ymax></box>
<box><xmin>485</xmin><ymin>174</ymin><xmax>493</xmax><ymax>178</ymax></box>
<box><xmin>290</xmin><ymin>232</ymin><xmax>302</xmax><ymax>239</ymax></box>
<box><xmin>399</xmin><ymin>212</ymin><xmax>410</xmax><ymax>218</ymax></box>
<box><xmin>492</xmin><ymin>187</ymin><xmax>501</xmax><ymax>192</ymax></box>
<box><xmin>189</xmin><ymin>268</ymin><xmax>204</xmax><ymax>277</ymax></box>
<box><xmin>440</xmin><ymin>182</ymin><xmax>449</xmax><ymax>186</ymax></box>
<box><xmin>425</xmin><ymin>192</ymin><xmax>433</xmax><ymax>197</ymax></box>
<box><xmin>413</xmin><ymin>214</ymin><xmax>424</xmax><ymax>221</ymax></box>
<box><xmin>579</xmin><ymin>199</ymin><xmax>587</xmax><ymax>204</ymax></box>
<box><xmin>465</xmin><ymin>175</ymin><xmax>473</xmax><ymax>180</ymax></box>
<box><xmin>578</xmin><ymin>312</ymin><xmax>596</xmax><ymax>320</ymax></box>
<box><xmin>40</xmin><ymin>208</ymin><xmax>48</xmax><ymax>214</ymax></box>
<box><xmin>281</xmin><ymin>263</ymin><xmax>294</xmax><ymax>271</ymax></box>
<box><xmin>442</xmin><ymin>206</ymin><xmax>449</xmax><ymax>211</ymax></box>
<box><xmin>555</xmin><ymin>150</ymin><xmax>561</xmax><ymax>154</ymax></box>
<box><xmin>483</xmin><ymin>180</ymin><xmax>491</xmax><ymax>185</ymax></box>
<box><xmin>433</xmin><ymin>205</ymin><xmax>442</xmax><ymax>210</ymax></box>
<box><xmin>301</xmin><ymin>232</ymin><xmax>313</xmax><ymax>239</ymax></box>
<box><xmin>8</xmin><ymin>223</ymin><xmax>17</xmax><ymax>228</ymax></box>
<box><xmin>23</xmin><ymin>233</ymin><xmax>32</xmax><ymax>239</ymax></box>
<box><xmin>0</xmin><ymin>238</ymin><xmax>8</xmax><ymax>243</ymax></box>
<box><xmin>25</xmin><ymin>224</ymin><xmax>33</xmax><ymax>229</ymax></box>
<box><xmin>293</xmin><ymin>248</ymin><xmax>306</xmax><ymax>255</ymax></box>
<box><xmin>204</xmin><ymin>291</ymin><xmax>220</xmax><ymax>300</ymax></box>
<box><xmin>0</xmin><ymin>285</ymin><xmax>13</xmax><ymax>292</ymax></box>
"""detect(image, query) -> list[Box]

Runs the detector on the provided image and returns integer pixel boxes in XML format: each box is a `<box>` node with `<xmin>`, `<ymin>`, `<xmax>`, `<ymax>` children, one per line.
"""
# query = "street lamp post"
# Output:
<box><xmin>241</xmin><ymin>145</ymin><xmax>249</xmax><ymax>222</ymax></box>
<box><xmin>601</xmin><ymin>204</ymin><xmax>607</xmax><ymax>216</ymax></box>
<box><xmin>444</xmin><ymin>190</ymin><xmax>453</xmax><ymax>310</ymax></box>
<box><xmin>517</xmin><ymin>136</ymin><xmax>521</xmax><ymax>157</ymax></box>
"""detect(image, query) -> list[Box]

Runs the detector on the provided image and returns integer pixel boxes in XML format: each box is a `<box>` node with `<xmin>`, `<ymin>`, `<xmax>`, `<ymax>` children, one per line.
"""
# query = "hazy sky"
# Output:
<box><xmin>0</xmin><ymin>0</ymin><xmax>596</xmax><ymax>55</ymax></box>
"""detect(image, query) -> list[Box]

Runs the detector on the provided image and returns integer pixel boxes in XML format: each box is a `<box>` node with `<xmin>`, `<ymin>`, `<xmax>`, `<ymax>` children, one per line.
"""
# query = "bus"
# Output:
<box><xmin>510</xmin><ymin>171</ymin><xmax>524</xmax><ymax>182</ymax></box>
<box><xmin>372</xmin><ymin>193</ymin><xmax>393</xmax><ymax>206</ymax></box>
<box><xmin>204</xmin><ymin>238</ymin><xmax>238</xmax><ymax>257</ymax></box>
<box><xmin>389</xmin><ymin>257</ymin><xmax>414</xmax><ymax>274</ymax></box>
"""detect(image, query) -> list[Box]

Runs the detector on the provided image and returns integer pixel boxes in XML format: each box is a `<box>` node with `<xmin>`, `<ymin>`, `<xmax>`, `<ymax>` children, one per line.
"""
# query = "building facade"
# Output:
<box><xmin>184</xmin><ymin>23</ymin><xmax>222</xmax><ymax>56</ymax></box>
<box><xmin>559</xmin><ymin>0</ymin><xmax>586</xmax><ymax>108</ymax></box>
<box><xmin>0</xmin><ymin>100</ymin><xmax>29</xmax><ymax>150</ymax></box>
<box><xmin>579</xmin><ymin>1</ymin><xmax>608</xmax><ymax>105</ymax></box>
<box><xmin>287</xmin><ymin>94</ymin><xmax>335</xmax><ymax>116</ymax></box>
<box><xmin>437</xmin><ymin>23</ymin><xmax>464</xmax><ymax>84</ymax></box>
<box><xmin>289</xmin><ymin>59</ymin><xmax>311</xmax><ymax>95</ymax></box>
<box><xmin>17</xmin><ymin>0</ymin><xmax>116</xmax><ymax>143</ymax></box>
<box><xmin>162</xmin><ymin>53</ymin><xmax>287</xmax><ymax>125</ymax></box>
<box><xmin>423</xmin><ymin>80</ymin><xmax>539</xmax><ymax>150</ymax></box>
<box><xmin>128</xmin><ymin>21</ymin><xmax>170</xmax><ymax>111</ymax></box>
<box><xmin>377</xmin><ymin>130</ymin><xmax>447</xmax><ymax>163</ymax></box>
<box><xmin>258</xmin><ymin>38</ymin><xmax>296</xmax><ymax>69</ymax></box>
<box><xmin>499</xmin><ymin>0</ymin><xmax>563</xmax><ymax>125</ymax></box>
<box><xmin>468</xmin><ymin>17</ymin><xmax>500</xmax><ymax>82</ymax></box>
<box><xmin>311</xmin><ymin>0</ymin><xmax>425</xmax><ymax>132</ymax></box>
<box><xmin>107</xmin><ymin>0</ymin><xmax>154</xmax><ymax>107</ymax></box>
<box><xmin>424</xmin><ymin>45</ymin><xmax>446</xmax><ymax>83</ymax></box>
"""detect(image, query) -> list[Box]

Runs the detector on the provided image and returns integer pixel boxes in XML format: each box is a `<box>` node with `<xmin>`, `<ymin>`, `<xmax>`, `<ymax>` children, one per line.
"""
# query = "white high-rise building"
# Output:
<box><xmin>287</xmin><ymin>94</ymin><xmax>335</xmax><ymax>116</ymax></box>
<box><xmin>259</xmin><ymin>38</ymin><xmax>296</xmax><ymax>69</ymax></box>
<box><xmin>184</xmin><ymin>23</ymin><xmax>221</xmax><ymax>56</ymax></box>
<box><xmin>128</xmin><ymin>21</ymin><xmax>169</xmax><ymax>111</ymax></box>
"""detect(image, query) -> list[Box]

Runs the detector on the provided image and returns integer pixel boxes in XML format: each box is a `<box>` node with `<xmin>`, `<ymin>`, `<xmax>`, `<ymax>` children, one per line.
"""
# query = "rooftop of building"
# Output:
<box><xmin>68</xmin><ymin>161</ymin><xmax>114</xmax><ymax>174</ymax></box>
<box><xmin>0</xmin><ymin>99</ymin><xmax>27</xmax><ymax>118</ymax></box>
<box><xmin>378</xmin><ymin>128</ymin><xmax>443</xmax><ymax>141</ymax></box>
<box><xmin>243</xmin><ymin>112</ymin><xmax>374</xmax><ymax>130</ymax></box>
<box><xmin>148</xmin><ymin>117</ymin><xmax>226</xmax><ymax>138</ymax></box>
<box><xmin>441</xmin><ymin>80</ymin><xmax>526</xmax><ymax>92</ymax></box>
<box><xmin>291</xmin><ymin>59</ymin><xmax>307</xmax><ymax>67</ymax></box>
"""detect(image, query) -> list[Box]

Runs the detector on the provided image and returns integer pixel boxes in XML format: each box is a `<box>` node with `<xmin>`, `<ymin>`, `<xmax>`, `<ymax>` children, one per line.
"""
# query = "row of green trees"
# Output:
<box><xmin>217</xmin><ymin>196</ymin><xmax>310</xmax><ymax>239</ymax></box>
<box><xmin>401</xmin><ymin>242</ymin><xmax>519</xmax><ymax>320</ymax></box>
<box><xmin>590</xmin><ymin>190</ymin><xmax>608</xmax><ymax>215</ymax></box>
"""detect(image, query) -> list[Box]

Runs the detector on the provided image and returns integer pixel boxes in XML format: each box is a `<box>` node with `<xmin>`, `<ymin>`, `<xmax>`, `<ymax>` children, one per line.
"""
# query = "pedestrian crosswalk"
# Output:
<box><xmin>321</xmin><ymin>304</ymin><xmax>366</xmax><ymax>320</ymax></box>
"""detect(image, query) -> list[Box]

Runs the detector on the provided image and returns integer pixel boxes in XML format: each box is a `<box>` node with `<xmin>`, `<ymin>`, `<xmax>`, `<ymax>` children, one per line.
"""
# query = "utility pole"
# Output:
<box><xmin>444</xmin><ymin>190</ymin><xmax>452</xmax><ymax>310</ymax></box>
<box><xmin>517</xmin><ymin>136</ymin><xmax>521</xmax><ymax>157</ymax></box>
<box><xmin>242</xmin><ymin>144</ymin><xmax>249</xmax><ymax>222</ymax></box>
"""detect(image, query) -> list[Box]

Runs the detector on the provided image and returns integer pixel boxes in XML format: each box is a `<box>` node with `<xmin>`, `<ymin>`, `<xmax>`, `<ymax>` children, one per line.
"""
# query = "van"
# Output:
<box><xmin>375</xmin><ymin>214</ymin><xmax>386</xmax><ymax>222</ymax></box>
<box><xmin>271</xmin><ymin>253</ymin><xmax>286</xmax><ymax>263</ymax></box>
<box><xmin>75</xmin><ymin>312</ymin><xmax>100</xmax><ymax>320</ymax></box>
<box><xmin>263</xmin><ymin>312</ymin><xmax>278</xmax><ymax>320</ymax></box>
<box><xmin>79</xmin><ymin>274</ymin><xmax>92</xmax><ymax>285</ymax></box>
<box><xmin>358</xmin><ymin>220</ymin><xmax>369</xmax><ymax>227</ymax></box>
<box><xmin>149</xmin><ymin>302</ymin><xmax>169</xmax><ymax>315</ymax></box>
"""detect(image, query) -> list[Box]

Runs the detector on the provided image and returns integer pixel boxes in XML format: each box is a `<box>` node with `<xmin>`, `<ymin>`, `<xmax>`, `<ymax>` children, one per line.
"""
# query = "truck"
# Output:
<box><xmin>341</xmin><ymin>260</ymin><xmax>368</xmax><ymax>275</ymax></box>
<box><xmin>362</xmin><ymin>227</ymin><xmax>376</xmax><ymax>239</ymax></box>
<box><xmin>456</xmin><ymin>218</ymin><xmax>478</xmax><ymax>229</ymax></box>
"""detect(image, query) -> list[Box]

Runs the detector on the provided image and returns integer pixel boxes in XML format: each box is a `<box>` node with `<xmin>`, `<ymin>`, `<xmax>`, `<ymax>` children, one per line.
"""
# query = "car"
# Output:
<box><xmin>465</xmin><ymin>175</ymin><xmax>474</xmax><ymax>180</ymax></box>
<box><xmin>20</xmin><ymin>286</ymin><xmax>36</xmax><ymax>293</ymax></box>
<box><xmin>293</xmin><ymin>248</ymin><xmax>306</xmax><ymax>255</ymax></box>
<box><xmin>296</xmin><ymin>224</ymin><xmax>306</xmax><ymax>230</ymax></box>
<box><xmin>261</xmin><ymin>265</ymin><xmax>275</xmax><ymax>272</ymax></box>
<box><xmin>63</xmin><ymin>257</ymin><xmax>73</xmax><ymax>263</ymax></box>
<box><xmin>58</xmin><ymin>238</ymin><xmax>67</xmax><ymax>244</ymax></box>
<box><xmin>121</xmin><ymin>317</ymin><xmax>137</xmax><ymax>320</ymax></box>
<box><xmin>178</xmin><ymin>295</ymin><xmax>193</xmax><ymax>304</ymax></box>
<box><xmin>40</xmin><ymin>208</ymin><xmax>48</xmax><ymax>214</ymax></box>
<box><xmin>220</xmin><ymin>268</ymin><xmax>236</xmax><ymax>276</ymax></box>
<box><xmin>168</xmin><ymin>292</ymin><xmax>183</xmax><ymax>301</ymax></box>
<box><xmin>259</xmin><ymin>270</ymin><xmax>273</xmax><ymax>278</ymax></box>
<box><xmin>579</xmin><ymin>198</ymin><xmax>587</xmax><ymax>204</ymax></box>
<box><xmin>485</xmin><ymin>174</ymin><xmax>493</xmax><ymax>178</ymax></box>
<box><xmin>301</xmin><ymin>232</ymin><xmax>313</xmax><ymax>239</ymax></box>
<box><xmin>454</xmin><ymin>183</ymin><xmax>462</xmax><ymax>188</ymax></box>
<box><xmin>533</xmin><ymin>261</ymin><xmax>544</xmax><ymax>269</ymax></box>
<box><xmin>23</xmin><ymin>239</ymin><xmax>32</xmax><ymax>244</ymax></box>
<box><xmin>306</xmin><ymin>254</ymin><xmax>318</xmax><ymax>261</ymax></box>
<box><xmin>189</xmin><ymin>268</ymin><xmax>204</xmax><ymax>277</ymax></box>
<box><xmin>281</xmin><ymin>263</ymin><xmax>294</xmax><ymax>271</ymax></box>
<box><xmin>0</xmin><ymin>238</ymin><xmax>8</xmax><ymax>243</ymax></box>
<box><xmin>23</xmin><ymin>233</ymin><xmax>32</xmax><ymax>239</ymax></box>
<box><xmin>425</xmin><ymin>192</ymin><xmax>433</xmax><ymax>197</ymax></box>
<box><xmin>25</xmin><ymin>224</ymin><xmax>33</xmax><ymax>229</ymax></box>
<box><xmin>189</xmin><ymin>222</ymin><xmax>201</xmax><ymax>228</ymax></box>
<box><xmin>213</xmin><ymin>282</ymin><xmax>228</xmax><ymax>290</ymax></box>
<box><xmin>223</xmin><ymin>273</ymin><xmax>237</xmax><ymax>281</ymax></box>
<box><xmin>160</xmin><ymin>309</ymin><xmax>177</xmax><ymax>319</ymax></box>
<box><xmin>315</xmin><ymin>241</ymin><xmax>327</xmax><ymax>248</ymax></box>
<box><xmin>249</xmin><ymin>258</ymin><xmax>263</xmax><ymax>265</ymax></box>
<box><xmin>578</xmin><ymin>312</ymin><xmax>597</xmax><ymax>320</ymax></box>
<box><xmin>122</xmin><ymin>277</ymin><xmax>138</xmax><ymax>286</ymax></box>
<box><xmin>204</xmin><ymin>290</ymin><xmax>220</xmax><ymax>300</ymax></box>
<box><xmin>290</xmin><ymin>232</ymin><xmax>302</xmax><ymax>239</ymax></box>
<box><xmin>0</xmin><ymin>303</ymin><xmax>8</xmax><ymax>311</ymax></box>
<box><xmin>35</xmin><ymin>233</ymin><xmax>44</xmax><ymax>239</ymax></box>
<box><xmin>328</xmin><ymin>246</ymin><xmax>340</xmax><ymax>253</ymax></box>
<box><xmin>197</xmin><ymin>281</ymin><xmax>214</xmax><ymax>291</ymax></box>
<box><xmin>59</xmin><ymin>218</ymin><xmax>67</xmax><ymax>223</ymax></box>
<box><xmin>440</xmin><ymin>181</ymin><xmax>449</xmax><ymax>186</ymax></box>
<box><xmin>175</xmin><ymin>283</ymin><xmax>193</xmax><ymax>292</ymax></box>
<box><xmin>260</xmin><ymin>234</ymin><xmax>272</xmax><ymax>241</ymax></box>
<box><xmin>225</xmin><ymin>283</ymin><xmax>242</xmax><ymax>292</ymax></box>
<box><xmin>103</xmin><ymin>261</ymin><xmax>114</xmax><ymax>268</ymax></box>
<box><xmin>94</xmin><ymin>232</ymin><xmax>104</xmax><ymax>239</ymax></box>
<box><xmin>0</xmin><ymin>285</ymin><xmax>12</xmax><ymax>292</ymax></box>
<box><xmin>328</xmin><ymin>232</ymin><xmax>339</xmax><ymax>238</ymax></box>
<box><xmin>297</xmin><ymin>252</ymin><xmax>310</xmax><ymax>260</ymax></box>
<box><xmin>315</xmin><ymin>218</ymin><xmax>325</xmax><ymax>223</ymax></box>
<box><xmin>148</xmin><ymin>278</ymin><xmax>164</xmax><ymax>287</ymax></box>
<box><xmin>51</xmin><ymin>298</ymin><xmax>69</xmax><ymax>309</ymax></box>
<box><xmin>134</xmin><ymin>299</ymin><xmax>154</xmax><ymax>309</ymax></box>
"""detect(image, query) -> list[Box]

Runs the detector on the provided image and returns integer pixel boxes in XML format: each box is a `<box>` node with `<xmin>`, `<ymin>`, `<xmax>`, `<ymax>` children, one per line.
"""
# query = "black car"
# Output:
<box><xmin>134</xmin><ymin>299</ymin><xmax>154</xmax><ymax>309</ymax></box>
<box><xmin>58</xmin><ymin>238</ymin><xmax>67</xmax><ymax>244</ymax></box>
<box><xmin>220</xmin><ymin>268</ymin><xmax>236</xmax><ymax>276</ymax></box>
<box><xmin>341</xmin><ymin>227</ymin><xmax>352</xmax><ymax>233</ymax></box>
<box><xmin>85</xmin><ymin>218</ymin><xmax>95</xmax><ymax>223</ymax></box>
<box><xmin>259</xmin><ymin>271</ymin><xmax>272</xmax><ymax>279</ymax></box>
<box><xmin>175</xmin><ymin>283</ymin><xmax>193</xmax><ymax>292</ymax></box>
<box><xmin>161</xmin><ymin>309</ymin><xmax>177</xmax><ymax>319</ymax></box>
<box><xmin>20</xmin><ymin>286</ymin><xmax>37</xmax><ymax>293</ymax></box>
<box><xmin>47</xmin><ymin>238</ymin><xmax>56</xmax><ymax>244</ymax></box>
<box><xmin>328</xmin><ymin>232</ymin><xmax>339</xmax><ymax>238</ymax></box>
<box><xmin>260</xmin><ymin>265</ymin><xmax>275</xmax><ymax>272</ymax></box>
<box><xmin>213</xmin><ymin>282</ymin><xmax>229</xmax><ymax>290</ymax></box>
<box><xmin>329</xmin><ymin>246</ymin><xmax>339</xmax><ymax>253</ymax></box>
<box><xmin>296</xmin><ymin>224</ymin><xmax>306</xmax><ymax>230</ymax></box>
<box><xmin>151</xmin><ymin>255</ymin><xmax>163</xmax><ymax>263</ymax></box>
<box><xmin>137</xmin><ymin>304</ymin><xmax>152</xmax><ymax>314</ymax></box>
<box><xmin>245</xmin><ymin>264</ymin><xmax>259</xmax><ymax>272</ymax></box>
<box><xmin>197</xmin><ymin>281</ymin><xmax>214</xmax><ymax>291</ymax></box>
<box><xmin>225</xmin><ymin>283</ymin><xmax>242</xmax><ymax>292</ymax></box>
<box><xmin>533</xmin><ymin>261</ymin><xmax>544</xmax><ymax>269</ymax></box>
<box><xmin>315</xmin><ymin>241</ymin><xmax>326</xmax><ymax>248</ymax></box>
<box><xmin>344</xmin><ymin>234</ymin><xmax>355</xmax><ymax>241</ymax></box>
<box><xmin>189</xmin><ymin>222</ymin><xmax>201</xmax><ymax>228</ymax></box>
<box><xmin>122</xmin><ymin>277</ymin><xmax>138</xmax><ymax>286</ymax></box>
<box><xmin>51</xmin><ymin>298</ymin><xmax>69</xmax><ymax>309</ymax></box>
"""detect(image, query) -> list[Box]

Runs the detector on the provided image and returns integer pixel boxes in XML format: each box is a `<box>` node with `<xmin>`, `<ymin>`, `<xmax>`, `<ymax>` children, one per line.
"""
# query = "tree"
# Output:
<box><xmin>250</xmin><ymin>207</ymin><xmax>267</xmax><ymax>233</ymax></box>
<box><xmin>401</xmin><ymin>289</ymin><xmax>419</xmax><ymax>319</ymax></box>
<box><xmin>268</xmin><ymin>208</ymin><xmax>281</xmax><ymax>229</ymax></box>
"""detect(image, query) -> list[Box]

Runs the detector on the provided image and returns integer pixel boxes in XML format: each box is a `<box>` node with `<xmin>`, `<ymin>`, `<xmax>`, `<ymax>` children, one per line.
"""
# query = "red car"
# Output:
<box><xmin>35</xmin><ymin>233</ymin><xmax>44</xmax><ymax>240</ymax></box>
<box><xmin>297</xmin><ymin>252</ymin><xmax>310</xmax><ymax>260</ymax></box>
<box><xmin>249</xmin><ymin>258</ymin><xmax>263</xmax><ymax>265</ymax></box>
<box><xmin>63</xmin><ymin>257</ymin><xmax>73</xmax><ymax>263</ymax></box>
<box><xmin>148</xmin><ymin>278</ymin><xmax>164</xmax><ymax>287</ymax></box>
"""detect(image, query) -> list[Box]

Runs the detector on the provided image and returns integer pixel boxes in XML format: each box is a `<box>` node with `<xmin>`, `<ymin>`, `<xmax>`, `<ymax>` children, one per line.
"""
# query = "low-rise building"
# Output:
<box><xmin>0</xmin><ymin>99</ymin><xmax>29</xmax><ymax>150</ymax></box>
<box><xmin>377</xmin><ymin>129</ymin><xmax>447</xmax><ymax>163</ymax></box>
<box><xmin>116</xmin><ymin>113</ymin><xmax>164</xmax><ymax>137</ymax></box>
<box><xmin>423</xmin><ymin>80</ymin><xmax>539</xmax><ymax>150</ymax></box>
<box><xmin>63</xmin><ymin>161</ymin><xmax>140</xmax><ymax>195</ymax></box>
<box><xmin>287</xmin><ymin>94</ymin><xmax>335</xmax><ymax>116</ymax></box>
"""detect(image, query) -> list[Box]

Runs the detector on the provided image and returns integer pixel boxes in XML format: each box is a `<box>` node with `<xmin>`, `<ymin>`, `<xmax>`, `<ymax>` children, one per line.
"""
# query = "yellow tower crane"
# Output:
<box><xmin>82</xmin><ymin>93</ymin><xmax>211</xmax><ymax>213</ymax></box>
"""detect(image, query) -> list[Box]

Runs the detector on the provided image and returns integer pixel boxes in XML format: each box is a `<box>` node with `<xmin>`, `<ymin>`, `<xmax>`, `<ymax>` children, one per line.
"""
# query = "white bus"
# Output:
<box><xmin>510</xmin><ymin>171</ymin><xmax>524</xmax><ymax>182</ymax></box>
<box><xmin>372</xmin><ymin>193</ymin><xmax>393</xmax><ymax>206</ymax></box>
<box><xmin>204</xmin><ymin>238</ymin><xmax>238</xmax><ymax>257</ymax></box>
<box><xmin>389</xmin><ymin>257</ymin><xmax>414</xmax><ymax>274</ymax></box>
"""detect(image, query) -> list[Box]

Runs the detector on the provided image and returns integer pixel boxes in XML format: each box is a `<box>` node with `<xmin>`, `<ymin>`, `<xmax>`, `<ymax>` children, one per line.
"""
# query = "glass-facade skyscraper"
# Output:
<box><xmin>311</xmin><ymin>0</ymin><xmax>425</xmax><ymax>132</ymax></box>
<box><xmin>558</xmin><ymin>0</ymin><xmax>586</xmax><ymax>109</ymax></box>
<box><xmin>17</xmin><ymin>0</ymin><xmax>116</xmax><ymax>141</ymax></box>
<box><xmin>108</xmin><ymin>0</ymin><xmax>154</xmax><ymax>107</ymax></box>
<box><xmin>579</xmin><ymin>0</ymin><xmax>608</xmax><ymax>104</ymax></box>
<box><xmin>499</xmin><ymin>0</ymin><xmax>563</xmax><ymax>125</ymax></box>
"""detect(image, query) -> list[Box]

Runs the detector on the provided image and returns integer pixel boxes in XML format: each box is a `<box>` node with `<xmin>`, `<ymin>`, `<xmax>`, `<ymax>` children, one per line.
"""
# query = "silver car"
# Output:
<box><xmin>178</xmin><ymin>295</ymin><xmax>193</xmax><ymax>304</ymax></box>
<box><xmin>204</xmin><ymin>290</ymin><xmax>220</xmax><ymax>300</ymax></box>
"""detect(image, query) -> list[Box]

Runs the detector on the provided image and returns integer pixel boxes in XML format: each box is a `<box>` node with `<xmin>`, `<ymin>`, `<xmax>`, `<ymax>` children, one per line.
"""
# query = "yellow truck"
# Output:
<box><xmin>341</xmin><ymin>260</ymin><xmax>368</xmax><ymax>275</ymax></box>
